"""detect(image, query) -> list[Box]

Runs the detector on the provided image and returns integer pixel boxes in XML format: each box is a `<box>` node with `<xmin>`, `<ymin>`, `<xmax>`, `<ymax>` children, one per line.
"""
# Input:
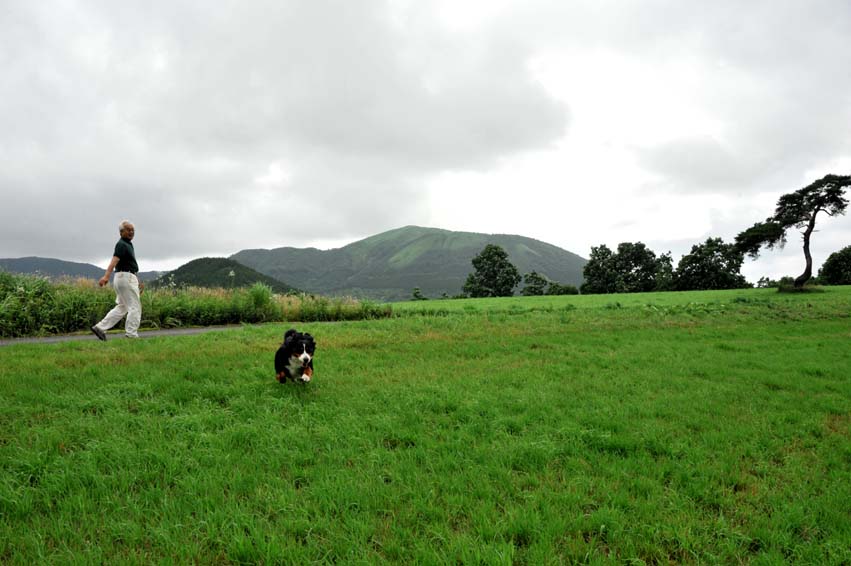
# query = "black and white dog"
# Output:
<box><xmin>275</xmin><ymin>329</ymin><xmax>316</xmax><ymax>383</ymax></box>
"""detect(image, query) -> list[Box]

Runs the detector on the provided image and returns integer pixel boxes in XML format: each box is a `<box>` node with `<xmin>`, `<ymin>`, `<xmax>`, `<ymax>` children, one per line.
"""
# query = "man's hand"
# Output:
<box><xmin>139</xmin><ymin>282</ymin><xmax>145</xmax><ymax>295</ymax></box>
<box><xmin>101</xmin><ymin>257</ymin><xmax>119</xmax><ymax>288</ymax></box>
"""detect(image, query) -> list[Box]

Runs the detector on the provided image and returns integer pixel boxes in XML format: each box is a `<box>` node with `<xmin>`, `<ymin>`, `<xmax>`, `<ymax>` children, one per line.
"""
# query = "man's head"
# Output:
<box><xmin>119</xmin><ymin>220</ymin><xmax>135</xmax><ymax>240</ymax></box>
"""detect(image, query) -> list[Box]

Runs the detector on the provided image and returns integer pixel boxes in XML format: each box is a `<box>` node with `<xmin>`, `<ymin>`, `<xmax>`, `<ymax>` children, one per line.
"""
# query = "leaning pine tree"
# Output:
<box><xmin>463</xmin><ymin>244</ymin><xmax>521</xmax><ymax>298</ymax></box>
<box><xmin>735</xmin><ymin>174</ymin><xmax>850</xmax><ymax>288</ymax></box>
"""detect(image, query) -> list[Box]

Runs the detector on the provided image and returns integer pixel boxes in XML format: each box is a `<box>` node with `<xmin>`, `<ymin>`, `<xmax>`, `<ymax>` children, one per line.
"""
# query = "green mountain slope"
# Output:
<box><xmin>150</xmin><ymin>257</ymin><xmax>297</xmax><ymax>293</ymax></box>
<box><xmin>231</xmin><ymin>226</ymin><xmax>586</xmax><ymax>301</ymax></box>
<box><xmin>0</xmin><ymin>257</ymin><xmax>160</xmax><ymax>282</ymax></box>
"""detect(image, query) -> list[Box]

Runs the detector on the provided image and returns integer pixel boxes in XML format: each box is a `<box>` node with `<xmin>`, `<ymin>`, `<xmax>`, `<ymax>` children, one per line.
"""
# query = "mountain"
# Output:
<box><xmin>0</xmin><ymin>257</ymin><xmax>160</xmax><ymax>282</ymax></box>
<box><xmin>231</xmin><ymin>226</ymin><xmax>587</xmax><ymax>301</ymax></box>
<box><xmin>150</xmin><ymin>257</ymin><xmax>297</xmax><ymax>293</ymax></box>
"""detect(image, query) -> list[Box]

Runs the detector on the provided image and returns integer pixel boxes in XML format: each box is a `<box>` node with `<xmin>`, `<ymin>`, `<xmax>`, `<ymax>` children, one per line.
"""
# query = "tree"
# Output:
<box><xmin>611</xmin><ymin>242</ymin><xmax>663</xmax><ymax>293</ymax></box>
<box><xmin>463</xmin><ymin>244</ymin><xmax>521</xmax><ymax>298</ymax></box>
<box><xmin>675</xmin><ymin>237</ymin><xmax>750</xmax><ymax>291</ymax></box>
<box><xmin>521</xmin><ymin>271</ymin><xmax>549</xmax><ymax>296</ymax></box>
<box><xmin>581</xmin><ymin>242</ymin><xmax>671</xmax><ymax>294</ymax></box>
<box><xmin>654</xmin><ymin>252</ymin><xmax>675</xmax><ymax>291</ymax></box>
<box><xmin>411</xmin><ymin>287</ymin><xmax>428</xmax><ymax>301</ymax></box>
<box><xmin>546</xmin><ymin>282</ymin><xmax>579</xmax><ymax>295</ymax></box>
<box><xmin>819</xmin><ymin>245</ymin><xmax>851</xmax><ymax>285</ymax></box>
<box><xmin>580</xmin><ymin>244</ymin><xmax>617</xmax><ymax>294</ymax></box>
<box><xmin>735</xmin><ymin>174</ymin><xmax>850</xmax><ymax>288</ymax></box>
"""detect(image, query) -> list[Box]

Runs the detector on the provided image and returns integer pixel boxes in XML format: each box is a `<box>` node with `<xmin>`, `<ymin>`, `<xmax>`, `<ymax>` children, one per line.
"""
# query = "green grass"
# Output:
<box><xmin>1</xmin><ymin>288</ymin><xmax>850</xmax><ymax>563</ymax></box>
<box><xmin>392</xmin><ymin>285</ymin><xmax>850</xmax><ymax>316</ymax></box>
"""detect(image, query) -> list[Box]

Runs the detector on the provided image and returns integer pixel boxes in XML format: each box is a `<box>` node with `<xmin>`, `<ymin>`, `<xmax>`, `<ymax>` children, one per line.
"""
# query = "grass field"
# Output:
<box><xmin>1</xmin><ymin>287</ymin><xmax>850</xmax><ymax>564</ymax></box>
<box><xmin>392</xmin><ymin>285</ymin><xmax>845</xmax><ymax>315</ymax></box>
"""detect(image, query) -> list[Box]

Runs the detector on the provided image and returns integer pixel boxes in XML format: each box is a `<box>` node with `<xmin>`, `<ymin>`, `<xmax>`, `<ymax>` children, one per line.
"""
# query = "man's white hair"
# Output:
<box><xmin>119</xmin><ymin>220</ymin><xmax>134</xmax><ymax>233</ymax></box>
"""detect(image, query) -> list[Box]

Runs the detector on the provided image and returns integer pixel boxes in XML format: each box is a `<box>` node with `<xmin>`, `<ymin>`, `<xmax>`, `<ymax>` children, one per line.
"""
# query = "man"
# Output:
<box><xmin>91</xmin><ymin>220</ymin><xmax>144</xmax><ymax>340</ymax></box>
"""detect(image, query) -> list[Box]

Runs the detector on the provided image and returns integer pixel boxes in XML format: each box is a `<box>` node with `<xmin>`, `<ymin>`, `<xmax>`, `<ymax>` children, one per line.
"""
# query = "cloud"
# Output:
<box><xmin>637</xmin><ymin>136</ymin><xmax>760</xmax><ymax>193</ymax></box>
<box><xmin>513</xmin><ymin>0</ymin><xmax>851</xmax><ymax>195</ymax></box>
<box><xmin>658</xmin><ymin>2</ymin><xmax>851</xmax><ymax>193</ymax></box>
<box><xmin>0</xmin><ymin>0</ymin><xmax>848</xmax><ymax>283</ymax></box>
<box><xmin>0</xmin><ymin>0</ymin><xmax>567</xmax><ymax>263</ymax></box>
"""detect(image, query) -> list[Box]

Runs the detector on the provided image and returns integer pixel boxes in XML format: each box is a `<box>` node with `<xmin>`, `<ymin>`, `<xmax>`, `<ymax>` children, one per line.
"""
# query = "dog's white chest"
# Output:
<box><xmin>286</xmin><ymin>357</ymin><xmax>304</xmax><ymax>375</ymax></box>
<box><xmin>286</xmin><ymin>354</ymin><xmax>311</xmax><ymax>382</ymax></box>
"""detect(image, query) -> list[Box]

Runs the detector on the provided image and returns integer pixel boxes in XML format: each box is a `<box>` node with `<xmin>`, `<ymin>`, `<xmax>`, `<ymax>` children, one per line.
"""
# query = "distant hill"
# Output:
<box><xmin>0</xmin><ymin>257</ymin><xmax>160</xmax><ymax>282</ymax></box>
<box><xmin>231</xmin><ymin>226</ymin><xmax>587</xmax><ymax>301</ymax></box>
<box><xmin>150</xmin><ymin>257</ymin><xmax>297</xmax><ymax>293</ymax></box>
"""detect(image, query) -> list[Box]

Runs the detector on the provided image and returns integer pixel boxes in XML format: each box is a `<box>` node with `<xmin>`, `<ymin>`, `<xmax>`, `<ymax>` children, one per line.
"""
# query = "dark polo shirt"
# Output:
<box><xmin>113</xmin><ymin>237</ymin><xmax>139</xmax><ymax>274</ymax></box>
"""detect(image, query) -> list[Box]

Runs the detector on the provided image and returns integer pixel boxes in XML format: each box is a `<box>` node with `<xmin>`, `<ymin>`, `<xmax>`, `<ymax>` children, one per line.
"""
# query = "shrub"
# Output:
<box><xmin>0</xmin><ymin>274</ymin><xmax>392</xmax><ymax>338</ymax></box>
<box><xmin>248</xmin><ymin>283</ymin><xmax>277</xmax><ymax>321</ymax></box>
<box><xmin>521</xmin><ymin>272</ymin><xmax>549</xmax><ymax>296</ymax></box>
<box><xmin>0</xmin><ymin>270</ymin><xmax>17</xmax><ymax>300</ymax></box>
<box><xmin>546</xmin><ymin>282</ymin><xmax>579</xmax><ymax>295</ymax></box>
<box><xmin>777</xmin><ymin>283</ymin><xmax>825</xmax><ymax>294</ymax></box>
<box><xmin>0</xmin><ymin>273</ymin><xmax>57</xmax><ymax>336</ymax></box>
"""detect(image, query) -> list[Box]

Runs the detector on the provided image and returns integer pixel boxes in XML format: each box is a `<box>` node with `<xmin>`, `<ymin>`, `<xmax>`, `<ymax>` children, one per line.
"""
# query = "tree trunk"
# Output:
<box><xmin>794</xmin><ymin>213</ymin><xmax>819</xmax><ymax>288</ymax></box>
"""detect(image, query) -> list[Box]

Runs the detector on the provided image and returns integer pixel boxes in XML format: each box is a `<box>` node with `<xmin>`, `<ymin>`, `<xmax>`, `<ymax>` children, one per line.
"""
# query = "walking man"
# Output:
<box><xmin>91</xmin><ymin>220</ymin><xmax>144</xmax><ymax>340</ymax></box>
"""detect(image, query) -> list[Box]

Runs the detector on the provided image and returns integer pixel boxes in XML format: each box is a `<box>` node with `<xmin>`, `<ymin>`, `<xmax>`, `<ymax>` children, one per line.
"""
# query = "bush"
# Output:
<box><xmin>0</xmin><ymin>273</ymin><xmax>64</xmax><ymax>336</ymax></box>
<box><xmin>546</xmin><ymin>282</ymin><xmax>579</xmax><ymax>295</ymax></box>
<box><xmin>248</xmin><ymin>283</ymin><xmax>276</xmax><ymax>320</ymax></box>
<box><xmin>0</xmin><ymin>273</ymin><xmax>392</xmax><ymax>338</ymax></box>
<box><xmin>411</xmin><ymin>287</ymin><xmax>428</xmax><ymax>301</ymax></box>
<box><xmin>521</xmin><ymin>272</ymin><xmax>549</xmax><ymax>296</ymax></box>
<box><xmin>777</xmin><ymin>283</ymin><xmax>825</xmax><ymax>294</ymax></box>
<box><xmin>0</xmin><ymin>270</ymin><xmax>17</xmax><ymax>300</ymax></box>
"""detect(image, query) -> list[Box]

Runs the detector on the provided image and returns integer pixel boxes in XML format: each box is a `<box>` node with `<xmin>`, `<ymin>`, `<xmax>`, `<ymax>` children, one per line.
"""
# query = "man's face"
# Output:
<box><xmin>121</xmin><ymin>224</ymin><xmax>135</xmax><ymax>240</ymax></box>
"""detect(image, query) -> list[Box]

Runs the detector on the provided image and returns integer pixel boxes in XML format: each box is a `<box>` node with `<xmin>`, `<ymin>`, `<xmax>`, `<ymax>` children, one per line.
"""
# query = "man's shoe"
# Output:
<box><xmin>91</xmin><ymin>326</ymin><xmax>107</xmax><ymax>341</ymax></box>
<box><xmin>124</xmin><ymin>334</ymin><xmax>139</xmax><ymax>339</ymax></box>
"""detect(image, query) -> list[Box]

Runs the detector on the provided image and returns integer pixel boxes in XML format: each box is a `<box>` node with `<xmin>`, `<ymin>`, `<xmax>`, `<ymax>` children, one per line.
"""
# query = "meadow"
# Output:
<box><xmin>1</xmin><ymin>287</ymin><xmax>850</xmax><ymax>564</ymax></box>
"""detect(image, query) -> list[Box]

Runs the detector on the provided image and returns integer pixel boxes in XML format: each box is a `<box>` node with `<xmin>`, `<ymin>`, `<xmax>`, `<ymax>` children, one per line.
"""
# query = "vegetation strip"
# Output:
<box><xmin>0</xmin><ymin>271</ymin><xmax>390</xmax><ymax>339</ymax></box>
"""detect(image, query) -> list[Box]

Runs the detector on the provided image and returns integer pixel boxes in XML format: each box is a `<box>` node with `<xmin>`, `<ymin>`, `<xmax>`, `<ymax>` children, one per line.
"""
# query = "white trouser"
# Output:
<box><xmin>95</xmin><ymin>272</ymin><xmax>141</xmax><ymax>337</ymax></box>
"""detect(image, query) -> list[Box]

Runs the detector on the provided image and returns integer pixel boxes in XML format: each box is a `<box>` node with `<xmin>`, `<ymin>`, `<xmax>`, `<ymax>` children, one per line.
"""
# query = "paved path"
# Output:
<box><xmin>0</xmin><ymin>325</ymin><xmax>243</xmax><ymax>347</ymax></box>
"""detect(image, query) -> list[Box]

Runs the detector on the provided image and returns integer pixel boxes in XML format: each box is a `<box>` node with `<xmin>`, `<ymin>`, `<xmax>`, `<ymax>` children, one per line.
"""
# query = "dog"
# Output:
<box><xmin>275</xmin><ymin>329</ymin><xmax>316</xmax><ymax>383</ymax></box>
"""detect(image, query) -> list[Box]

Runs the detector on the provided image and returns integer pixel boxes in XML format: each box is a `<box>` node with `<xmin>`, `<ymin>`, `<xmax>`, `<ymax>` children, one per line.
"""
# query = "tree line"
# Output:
<box><xmin>439</xmin><ymin>173</ymin><xmax>850</xmax><ymax>299</ymax></box>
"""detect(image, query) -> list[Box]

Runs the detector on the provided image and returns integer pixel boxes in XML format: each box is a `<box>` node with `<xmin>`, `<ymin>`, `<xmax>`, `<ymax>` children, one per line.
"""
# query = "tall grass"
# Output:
<box><xmin>0</xmin><ymin>271</ymin><xmax>391</xmax><ymax>338</ymax></box>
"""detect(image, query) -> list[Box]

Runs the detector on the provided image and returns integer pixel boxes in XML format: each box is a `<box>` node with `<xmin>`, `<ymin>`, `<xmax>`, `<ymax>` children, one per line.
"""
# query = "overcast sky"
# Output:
<box><xmin>2</xmin><ymin>0</ymin><xmax>849</xmax><ymax>282</ymax></box>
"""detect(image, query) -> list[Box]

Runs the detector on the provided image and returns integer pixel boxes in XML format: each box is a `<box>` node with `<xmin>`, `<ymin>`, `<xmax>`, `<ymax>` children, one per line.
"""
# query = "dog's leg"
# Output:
<box><xmin>276</xmin><ymin>371</ymin><xmax>287</xmax><ymax>383</ymax></box>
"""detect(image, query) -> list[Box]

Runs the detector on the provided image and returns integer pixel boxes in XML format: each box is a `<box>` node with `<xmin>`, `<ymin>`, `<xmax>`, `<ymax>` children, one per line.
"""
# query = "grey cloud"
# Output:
<box><xmin>136</xmin><ymin>3</ymin><xmax>566</xmax><ymax>169</ymax></box>
<box><xmin>503</xmin><ymin>0</ymin><xmax>851</xmax><ymax>194</ymax></box>
<box><xmin>643</xmin><ymin>2</ymin><xmax>851</xmax><ymax>193</ymax></box>
<box><xmin>2</xmin><ymin>0</ymin><xmax>848</xmax><ymax>272</ymax></box>
<box><xmin>636</xmin><ymin>136</ymin><xmax>763</xmax><ymax>193</ymax></box>
<box><xmin>0</xmin><ymin>0</ymin><xmax>567</xmax><ymax>262</ymax></box>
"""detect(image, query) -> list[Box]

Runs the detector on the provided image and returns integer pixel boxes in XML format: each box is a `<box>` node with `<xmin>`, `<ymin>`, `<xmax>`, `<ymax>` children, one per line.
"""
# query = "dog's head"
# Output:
<box><xmin>284</xmin><ymin>329</ymin><xmax>316</xmax><ymax>380</ymax></box>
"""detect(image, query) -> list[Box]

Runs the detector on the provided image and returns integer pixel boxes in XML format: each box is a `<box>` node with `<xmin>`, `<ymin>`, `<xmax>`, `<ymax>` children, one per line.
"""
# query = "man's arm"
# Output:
<box><xmin>99</xmin><ymin>256</ymin><xmax>120</xmax><ymax>287</ymax></box>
